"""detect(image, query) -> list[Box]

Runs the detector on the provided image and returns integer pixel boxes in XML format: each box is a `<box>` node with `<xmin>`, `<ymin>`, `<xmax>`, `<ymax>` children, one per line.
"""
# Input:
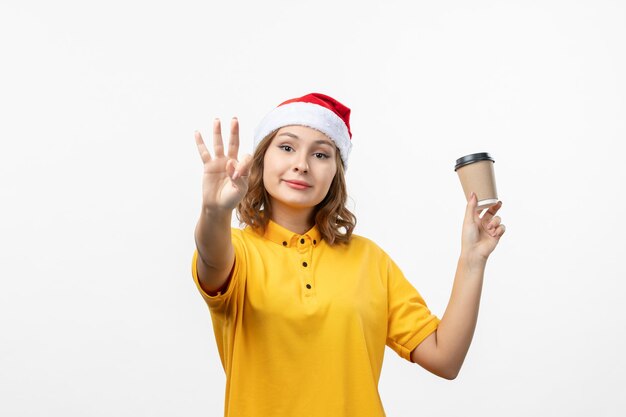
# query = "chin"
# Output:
<box><xmin>282</xmin><ymin>199</ymin><xmax>319</xmax><ymax>209</ymax></box>
<box><xmin>270</xmin><ymin>193</ymin><xmax>324</xmax><ymax>210</ymax></box>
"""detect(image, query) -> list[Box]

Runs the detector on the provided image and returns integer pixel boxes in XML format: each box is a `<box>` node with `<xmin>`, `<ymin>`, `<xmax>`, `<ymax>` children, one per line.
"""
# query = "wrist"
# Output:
<box><xmin>202</xmin><ymin>203</ymin><xmax>234</xmax><ymax>216</ymax></box>
<box><xmin>459</xmin><ymin>250</ymin><xmax>488</xmax><ymax>271</ymax></box>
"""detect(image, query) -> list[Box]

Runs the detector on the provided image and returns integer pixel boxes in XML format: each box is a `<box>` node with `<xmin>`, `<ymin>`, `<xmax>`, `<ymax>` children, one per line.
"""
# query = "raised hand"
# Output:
<box><xmin>460</xmin><ymin>192</ymin><xmax>506</xmax><ymax>265</ymax></box>
<box><xmin>195</xmin><ymin>118</ymin><xmax>252</xmax><ymax>211</ymax></box>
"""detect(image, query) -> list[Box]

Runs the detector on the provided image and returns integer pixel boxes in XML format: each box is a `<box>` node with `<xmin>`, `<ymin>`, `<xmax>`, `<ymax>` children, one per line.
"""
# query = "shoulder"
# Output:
<box><xmin>347</xmin><ymin>233</ymin><xmax>379</xmax><ymax>248</ymax></box>
<box><xmin>230</xmin><ymin>227</ymin><xmax>246</xmax><ymax>245</ymax></box>
<box><xmin>233</xmin><ymin>226</ymin><xmax>278</xmax><ymax>253</ymax></box>
<box><xmin>233</xmin><ymin>226</ymin><xmax>263</xmax><ymax>243</ymax></box>
<box><xmin>231</xmin><ymin>227</ymin><xmax>245</xmax><ymax>239</ymax></box>
<box><xmin>342</xmin><ymin>234</ymin><xmax>390</xmax><ymax>261</ymax></box>
<box><xmin>230</xmin><ymin>227</ymin><xmax>254</xmax><ymax>255</ymax></box>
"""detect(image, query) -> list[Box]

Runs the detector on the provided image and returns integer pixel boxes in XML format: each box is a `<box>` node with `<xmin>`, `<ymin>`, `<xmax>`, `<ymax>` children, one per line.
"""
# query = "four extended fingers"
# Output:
<box><xmin>195</xmin><ymin>117</ymin><xmax>240</xmax><ymax>163</ymax></box>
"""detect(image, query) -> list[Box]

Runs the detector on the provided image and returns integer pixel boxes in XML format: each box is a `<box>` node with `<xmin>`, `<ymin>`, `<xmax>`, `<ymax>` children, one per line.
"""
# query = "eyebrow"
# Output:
<box><xmin>277</xmin><ymin>132</ymin><xmax>335</xmax><ymax>147</ymax></box>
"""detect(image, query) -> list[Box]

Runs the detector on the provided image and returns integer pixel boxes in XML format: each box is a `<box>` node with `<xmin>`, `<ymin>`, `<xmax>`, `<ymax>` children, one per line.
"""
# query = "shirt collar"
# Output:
<box><xmin>249</xmin><ymin>220</ymin><xmax>321</xmax><ymax>248</ymax></box>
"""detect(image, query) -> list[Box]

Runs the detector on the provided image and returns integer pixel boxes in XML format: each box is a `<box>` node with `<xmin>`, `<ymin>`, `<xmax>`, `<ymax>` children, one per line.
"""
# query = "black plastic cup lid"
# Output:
<box><xmin>454</xmin><ymin>152</ymin><xmax>495</xmax><ymax>171</ymax></box>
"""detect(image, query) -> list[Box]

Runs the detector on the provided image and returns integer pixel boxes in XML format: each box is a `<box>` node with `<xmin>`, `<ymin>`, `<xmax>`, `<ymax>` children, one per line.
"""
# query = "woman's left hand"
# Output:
<box><xmin>461</xmin><ymin>192</ymin><xmax>506</xmax><ymax>265</ymax></box>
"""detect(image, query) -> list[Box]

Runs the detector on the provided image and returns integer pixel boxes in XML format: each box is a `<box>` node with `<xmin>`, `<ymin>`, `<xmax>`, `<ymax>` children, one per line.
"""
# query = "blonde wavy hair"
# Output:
<box><xmin>236</xmin><ymin>131</ymin><xmax>356</xmax><ymax>245</ymax></box>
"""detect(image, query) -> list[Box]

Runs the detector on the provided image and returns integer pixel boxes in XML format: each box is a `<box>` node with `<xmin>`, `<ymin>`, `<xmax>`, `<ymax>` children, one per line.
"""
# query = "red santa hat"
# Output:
<box><xmin>253</xmin><ymin>93</ymin><xmax>352</xmax><ymax>167</ymax></box>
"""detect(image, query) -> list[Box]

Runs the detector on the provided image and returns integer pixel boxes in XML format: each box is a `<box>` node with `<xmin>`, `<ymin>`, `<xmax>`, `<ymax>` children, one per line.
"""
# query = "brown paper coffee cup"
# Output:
<box><xmin>455</xmin><ymin>153</ymin><xmax>498</xmax><ymax>210</ymax></box>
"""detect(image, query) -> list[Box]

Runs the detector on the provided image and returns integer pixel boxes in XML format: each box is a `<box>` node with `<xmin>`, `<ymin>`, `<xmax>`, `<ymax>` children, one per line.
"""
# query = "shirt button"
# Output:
<box><xmin>300</xmin><ymin>238</ymin><xmax>305</xmax><ymax>244</ymax></box>
<box><xmin>302</xmin><ymin>262</ymin><xmax>308</xmax><ymax>267</ymax></box>
<box><xmin>306</xmin><ymin>284</ymin><xmax>311</xmax><ymax>289</ymax></box>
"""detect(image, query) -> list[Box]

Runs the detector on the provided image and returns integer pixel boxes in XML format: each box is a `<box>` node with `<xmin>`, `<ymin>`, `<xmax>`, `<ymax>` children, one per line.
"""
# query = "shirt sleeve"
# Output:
<box><xmin>191</xmin><ymin>229</ymin><xmax>247</xmax><ymax>371</ymax></box>
<box><xmin>385</xmin><ymin>256</ymin><xmax>440</xmax><ymax>361</ymax></box>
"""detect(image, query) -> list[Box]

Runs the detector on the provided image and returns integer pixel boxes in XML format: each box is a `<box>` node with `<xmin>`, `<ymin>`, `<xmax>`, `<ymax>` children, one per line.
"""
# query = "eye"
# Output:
<box><xmin>314</xmin><ymin>152</ymin><xmax>329</xmax><ymax>159</ymax></box>
<box><xmin>279</xmin><ymin>145</ymin><xmax>294</xmax><ymax>152</ymax></box>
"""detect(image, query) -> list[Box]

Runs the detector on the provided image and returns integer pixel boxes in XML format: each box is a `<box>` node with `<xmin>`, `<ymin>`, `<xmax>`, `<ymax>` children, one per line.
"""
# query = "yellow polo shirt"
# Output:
<box><xmin>192</xmin><ymin>220</ymin><xmax>440</xmax><ymax>417</ymax></box>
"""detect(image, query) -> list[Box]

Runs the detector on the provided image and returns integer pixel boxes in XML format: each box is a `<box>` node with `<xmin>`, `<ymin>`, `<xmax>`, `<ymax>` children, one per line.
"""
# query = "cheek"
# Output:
<box><xmin>262</xmin><ymin>153</ymin><xmax>273</xmax><ymax>178</ymax></box>
<box><xmin>261</xmin><ymin>166</ymin><xmax>271</xmax><ymax>191</ymax></box>
<box><xmin>263</xmin><ymin>150</ymin><xmax>283</xmax><ymax>176</ymax></box>
<box><xmin>319</xmin><ymin>170</ymin><xmax>337</xmax><ymax>193</ymax></box>
<box><xmin>262</xmin><ymin>161</ymin><xmax>281</xmax><ymax>194</ymax></box>
<box><xmin>327</xmin><ymin>165</ymin><xmax>338</xmax><ymax>183</ymax></box>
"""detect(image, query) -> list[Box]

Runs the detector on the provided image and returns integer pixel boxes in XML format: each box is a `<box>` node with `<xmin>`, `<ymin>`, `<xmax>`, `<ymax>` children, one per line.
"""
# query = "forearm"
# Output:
<box><xmin>194</xmin><ymin>207</ymin><xmax>234</xmax><ymax>271</ymax></box>
<box><xmin>434</xmin><ymin>254</ymin><xmax>487</xmax><ymax>377</ymax></box>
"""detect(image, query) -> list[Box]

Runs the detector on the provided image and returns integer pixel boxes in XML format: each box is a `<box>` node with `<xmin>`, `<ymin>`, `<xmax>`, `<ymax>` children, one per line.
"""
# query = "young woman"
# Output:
<box><xmin>192</xmin><ymin>93</ymin><xmax>505</xmax><ymax>417</ymax></box>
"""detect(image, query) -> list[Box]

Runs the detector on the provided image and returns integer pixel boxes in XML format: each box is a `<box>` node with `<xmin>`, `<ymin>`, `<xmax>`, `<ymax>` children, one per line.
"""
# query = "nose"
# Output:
<box><xmin>293</xmin><ymin>155</ymin><xmax>309</xmax><ymax>173</ymax></box>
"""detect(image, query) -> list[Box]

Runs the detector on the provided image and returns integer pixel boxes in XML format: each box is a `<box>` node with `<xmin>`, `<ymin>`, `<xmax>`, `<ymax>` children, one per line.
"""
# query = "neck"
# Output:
<box><xmin>270</xmin><ymin>201</ymin><xmax>315</xmax><ymax>235</ymax></box>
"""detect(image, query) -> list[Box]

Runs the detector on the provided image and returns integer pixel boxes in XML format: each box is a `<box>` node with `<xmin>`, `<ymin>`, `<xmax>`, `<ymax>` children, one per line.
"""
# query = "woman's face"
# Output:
<box><xmin>263</xmin><ymin>125</ymin><xmax>338</xmax><ymax>214</ymax></box>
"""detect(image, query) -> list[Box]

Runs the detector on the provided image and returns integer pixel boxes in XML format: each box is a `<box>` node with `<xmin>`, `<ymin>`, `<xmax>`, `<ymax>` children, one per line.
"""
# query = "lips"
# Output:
<box><xmin>283</xmin><ymin>180</ymin><xmax>312</xmax><ymax>190</ymax></box>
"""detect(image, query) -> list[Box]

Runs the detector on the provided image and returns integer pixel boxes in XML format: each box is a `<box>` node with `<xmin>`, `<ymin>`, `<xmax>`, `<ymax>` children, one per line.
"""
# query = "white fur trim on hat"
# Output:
<box><xmin>253</xmin><ymin>102</ymin><xmax>352</xmax><ymax>167</ymax></box>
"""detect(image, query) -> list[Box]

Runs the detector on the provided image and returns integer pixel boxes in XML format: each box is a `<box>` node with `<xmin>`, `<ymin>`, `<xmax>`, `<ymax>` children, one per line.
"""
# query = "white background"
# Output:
<box><xmin>1</xmin><ymin>0</ymin><xmax>625</xmax><ymax>416</ymax></box>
